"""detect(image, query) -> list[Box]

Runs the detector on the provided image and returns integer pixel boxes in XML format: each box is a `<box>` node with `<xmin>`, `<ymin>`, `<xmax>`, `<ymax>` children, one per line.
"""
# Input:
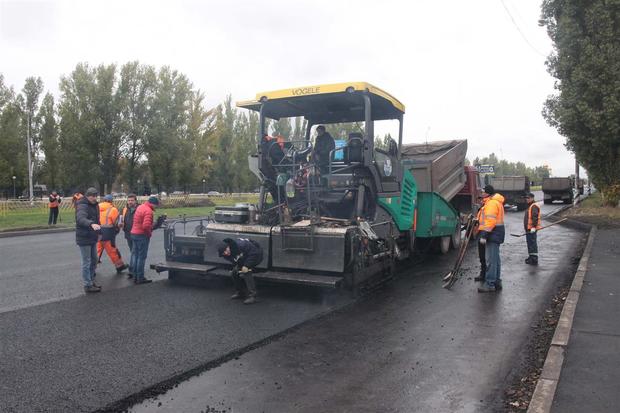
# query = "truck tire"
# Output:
<box><xmin>451</xmin><ymin>225</ymin><xmax>462</xmax><ymax>249</ymax></box>
<box><xmin>440</xmin><ymin>236</ymin><xmax>451</xmax><ymax>254</ymax></box>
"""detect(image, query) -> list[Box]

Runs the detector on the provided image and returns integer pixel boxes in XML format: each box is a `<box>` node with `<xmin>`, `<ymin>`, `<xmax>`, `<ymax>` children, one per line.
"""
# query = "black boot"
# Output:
<box><xmin>474</xmin><ymin>270</ymin><xmax>486</xmax><ymax>282</ymax></box>
<box><xmin>242</xmin><ymin>272</ymin><xmax>258</xmax><ymax>305</ymax></box>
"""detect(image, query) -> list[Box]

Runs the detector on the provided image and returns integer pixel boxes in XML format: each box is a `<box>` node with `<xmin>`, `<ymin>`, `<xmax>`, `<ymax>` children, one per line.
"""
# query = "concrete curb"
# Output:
<box><xmin>527</xmin><ymin>225</ymin><xmax>597</xmax><ymax>413</ymax></box>
<box><xmin>0</xmin><ymin>227</ymin><xmax>75</xmax><ymax>239</ymax></box>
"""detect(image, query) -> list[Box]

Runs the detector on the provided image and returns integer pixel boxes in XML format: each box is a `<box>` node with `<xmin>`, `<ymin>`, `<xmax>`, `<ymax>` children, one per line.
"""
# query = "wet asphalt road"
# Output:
<box><xmin>0</xmin><ymin>197</ymin><xmax>580</xmax><ymax>412</ymax></box>
<box><xmin>130</xmin><ymin>198</ymin><xmax>585</xmax><ymax>413</ymax></box>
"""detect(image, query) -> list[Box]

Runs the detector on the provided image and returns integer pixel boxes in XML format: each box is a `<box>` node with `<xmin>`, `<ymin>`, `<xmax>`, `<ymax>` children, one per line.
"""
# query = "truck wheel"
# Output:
<box><xmin>451</xmin><ymin>226</ymin><xmax>462</xmax><ymax>249</ymax></box>
<box><xmin>440</xmin><ymin>236</ymin><xmax>451</xmax><ymax>254</ymax></box>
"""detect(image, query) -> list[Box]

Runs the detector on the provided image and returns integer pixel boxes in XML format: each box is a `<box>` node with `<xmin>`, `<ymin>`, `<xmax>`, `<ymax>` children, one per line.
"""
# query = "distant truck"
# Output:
<box><xmin>488</xmin><ymin>176</ymin><xmax>530</xmax><ymax>211</ymax></box>
<box><xmin>542</xmin><ymin>177</ymin><xmax>574</xmax><ymax>204</ymax></box>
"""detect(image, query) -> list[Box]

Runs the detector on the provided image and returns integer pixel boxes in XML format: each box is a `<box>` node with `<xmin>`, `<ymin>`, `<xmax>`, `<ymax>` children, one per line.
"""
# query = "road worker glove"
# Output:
<box><xmin>240</xmin><ymin>266</ymin><xmax>250</xmax><ymax>273</ymax></box>
<box><xmin>479</xmin><ymin>237</ymin><xmax>487</xmax><ymax>245</ymax></box>
<box><xmin>530</xmin><ymin>228</ymin><xmax>536</xmax><ymax>233</ymax></box>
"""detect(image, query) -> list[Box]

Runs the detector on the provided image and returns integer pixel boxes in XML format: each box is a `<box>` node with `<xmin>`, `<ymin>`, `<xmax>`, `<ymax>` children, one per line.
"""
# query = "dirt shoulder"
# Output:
<box><xmin>561</xmin><ymin>192</ymin><xmax>620</xmax><ymax>228</ymax></box>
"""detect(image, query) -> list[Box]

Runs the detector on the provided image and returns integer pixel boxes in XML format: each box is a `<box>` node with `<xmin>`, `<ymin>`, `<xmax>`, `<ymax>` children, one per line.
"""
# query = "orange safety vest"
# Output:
<box><xmin>527</xmin><ymin>203</ymin><xmax>542</xmax><ymax>230</ymax></box>
<box><xmin>49</xmin><ymin>196</ymin><xmax>60</xmax><ymax>208</ymax></box>
<box><xmin>99</xmin><ymin>201</ymin><xmax>120</xmax><ymax>226</ymax></box>
<box><xmin>72</xmin><ymin>193</ymin><xmax>83</xmax><ymax>208</ymax></box>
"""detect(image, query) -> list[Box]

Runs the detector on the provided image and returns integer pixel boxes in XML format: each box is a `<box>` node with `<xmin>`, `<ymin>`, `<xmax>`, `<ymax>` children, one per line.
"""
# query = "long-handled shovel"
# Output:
<box><xmin>510</xmin><ymin>218</ymin><xmax>567</xmax><ymax>237</ymax></box>
<box><xmin>442</xmin><ymin>214</ymin><xmax>476</xmax><ymax>289</ymax></box>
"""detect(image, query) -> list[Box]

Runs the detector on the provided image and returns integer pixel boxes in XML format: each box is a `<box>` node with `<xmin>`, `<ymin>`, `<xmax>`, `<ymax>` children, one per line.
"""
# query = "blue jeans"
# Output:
<box><xmin>79</xmin><ymin>243</ymin><xmax>98</xmax><ymax>287</ymax></box>
<box><xmin>485</xmin><ymin>241</ymin><xmax>501</xmax><ymax>288</ymax></box>
<box><xmin>130</xmin><ymin>234</ymin><xmax>150</xmax><ymax>280</ymax></box>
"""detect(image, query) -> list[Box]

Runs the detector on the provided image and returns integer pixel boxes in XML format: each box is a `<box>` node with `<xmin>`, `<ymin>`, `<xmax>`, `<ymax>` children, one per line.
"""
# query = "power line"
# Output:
<box><xmin>500</xmin><ymin>0</ymin><xmax>547</xmax><ymax>58</ymax></box>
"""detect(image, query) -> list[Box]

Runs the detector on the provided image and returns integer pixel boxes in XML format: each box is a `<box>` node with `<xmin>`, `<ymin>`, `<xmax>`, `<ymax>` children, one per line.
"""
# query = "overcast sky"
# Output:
<box><xmin>0</xmin><ymin>0</ymin><xmax>580</xmax><ymax>176</ymax></box>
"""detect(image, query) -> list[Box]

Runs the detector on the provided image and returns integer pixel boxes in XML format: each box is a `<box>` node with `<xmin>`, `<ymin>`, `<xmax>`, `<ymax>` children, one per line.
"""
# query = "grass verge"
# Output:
<box><xmin>561</xmin><ymin>192</ymin><xmax>620</xmax><ymax>228</ymax></box>
<box><xmin>0</xmin><ymin>205</ymin><xmax>220</xmax><ymax>232</ymax></box>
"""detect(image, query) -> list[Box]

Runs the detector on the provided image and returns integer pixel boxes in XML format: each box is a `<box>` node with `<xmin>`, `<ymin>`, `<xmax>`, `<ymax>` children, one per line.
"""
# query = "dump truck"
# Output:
<box><xmin>542</xmin><ymin>177</ymin><xmax>574</xmax><ymax>204</ymax></box>
<box><xmin>488</xmin><ymin>176</ymin><xmax>530</xmax><ymax>211</ymax></box>
<box><xmin>152</xmin><ymin>82</ymin><xmax>469</xmax><ymax>291</ymax></box>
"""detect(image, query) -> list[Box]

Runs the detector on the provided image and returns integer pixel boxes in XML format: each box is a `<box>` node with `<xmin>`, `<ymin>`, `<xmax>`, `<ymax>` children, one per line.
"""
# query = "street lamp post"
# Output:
<box><xmin>202</xmin><ymin>179</ymin><xmax>206</xmax><ymax>194</ymax></box>
<box><xmin>12</xmin><ymin>176</ymin><xmax>16</xmax><ymax>199</ymax></box>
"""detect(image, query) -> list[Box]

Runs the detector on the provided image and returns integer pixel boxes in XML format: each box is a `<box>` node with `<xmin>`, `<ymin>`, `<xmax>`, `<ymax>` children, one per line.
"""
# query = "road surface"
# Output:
<box><xmin>0</xmin><ymin>198</ymin><xmax>582</xmax><ymax>412</ymax></box>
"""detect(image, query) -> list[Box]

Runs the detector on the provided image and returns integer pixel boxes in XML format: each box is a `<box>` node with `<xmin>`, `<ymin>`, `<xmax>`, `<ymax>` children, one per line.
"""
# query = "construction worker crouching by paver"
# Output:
<box><xmin>477</xmin><ymin>185</ymin><xmax>506</xmax><ymax>293</ymax></box>
<box><xmin>523</xmin><ymin>192</ymin><xmax>541</xmax><ymax>265</ymax></box>
<box><xmin>97</xmin><ymin>194</ymin><xmax>128</xmax><ymax>274</ymax></box>
<box><xmin>48</xmin><ymin>191</ymin><xmax>61</xmax><ymax>225</ymax></box>
<box><xmin>120</xmin><ymin>194</ymin><xmax>140</xmax><ymax>279</ymax></box>
<box><xmin>217</xmin><ymin>238</ymin><xmax>264</xmax><ymax>305</ymax></box>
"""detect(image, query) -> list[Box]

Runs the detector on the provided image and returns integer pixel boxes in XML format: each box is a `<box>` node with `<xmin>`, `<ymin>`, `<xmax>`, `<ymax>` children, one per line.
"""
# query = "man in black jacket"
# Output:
<box><xmin>76</xmin><ymin>187</ymin><xmax>102</xmax><ymax>293</ymax></box>
<box><xmin>217</xmin><ymin>238</ymin><xmax>264</xmax><ymax>304</ymax></box>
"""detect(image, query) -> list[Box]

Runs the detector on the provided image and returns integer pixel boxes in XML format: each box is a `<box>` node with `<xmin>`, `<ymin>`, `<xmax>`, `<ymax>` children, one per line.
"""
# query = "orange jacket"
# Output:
<box><xmin>479</xmin><ymin>193</ymin><xmax>505</xmax><ymax>243</ymax></box>
<box><xmin>71</xmin><ymin>193</ymin><xmax>83</xmax><ymax>209</ymax></box>
<box><xmin>98</xmin><ymin>201</ymin><xmax>120</xmax><ymax>226</ymax></box>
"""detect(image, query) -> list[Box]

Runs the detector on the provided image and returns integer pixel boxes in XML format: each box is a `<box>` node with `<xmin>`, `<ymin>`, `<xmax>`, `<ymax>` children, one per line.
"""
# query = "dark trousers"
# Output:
<box><xmin>478</xmin><ymin>241</ymin><xmax>486</xmax><ymax>276</ymax></box>
<box><xmin>48</xmin><ymin>207</ymin><xmax>59</xmax><ymax>225</ymax></box>
<box><xmin>526</xmin><ymin>232</ymin><xmax>538</xmax><ymax>258</ymax></box>
<box><xmin>125</xmin><ymin>233</ymin><xmax>134</xmax><ymax>252</ymax></box>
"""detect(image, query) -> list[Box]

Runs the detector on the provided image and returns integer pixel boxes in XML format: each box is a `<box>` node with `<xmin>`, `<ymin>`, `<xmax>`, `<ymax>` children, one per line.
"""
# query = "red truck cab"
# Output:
<box><xmin>451</xmin><ymin>166</ymin><xmax>483</xmax><ymax>216</ymax></box>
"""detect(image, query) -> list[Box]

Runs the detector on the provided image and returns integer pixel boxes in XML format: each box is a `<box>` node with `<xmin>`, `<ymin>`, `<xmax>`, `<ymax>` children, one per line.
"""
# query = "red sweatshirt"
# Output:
<box><xmin>131</xmin><ymin>202</ymin><xmax>154</xmax><ymax>238</ymax></box>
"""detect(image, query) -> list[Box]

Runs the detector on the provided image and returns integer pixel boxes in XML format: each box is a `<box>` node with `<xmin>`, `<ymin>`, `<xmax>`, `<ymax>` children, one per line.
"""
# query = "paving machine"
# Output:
<box><xmin>152</xmin><ymin>82</ymin><xmax>466</xmax><ymax>290</ymax></box>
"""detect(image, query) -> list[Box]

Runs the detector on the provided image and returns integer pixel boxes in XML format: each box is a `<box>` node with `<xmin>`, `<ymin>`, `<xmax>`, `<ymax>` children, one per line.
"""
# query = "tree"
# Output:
<box><xmin>117</xmin><ymin>62</ymin><xmax>157</xmax><ymax>191</ymax></box>
<box><xmin>0</xmin><ymin>78</ymin><xmax>26</xmax><ymax>191</ymax></box>
<box><xmin>144</xmin><ymin>66</ymin><xmax>192</xmax><ymax>192</ymax></box>
<box><xmin>58</xmin><ymin>63</ymin><xmax>101</xmax><ymax>191</ymax></box>
<box><xmin>38</xmin><ymin>93</ymin><xmax>60</xmax><ymax>188</ymax></box>
<box><xmin>540</xmin><ymin>0</ymin><xmax>620</xmax><ymax>206</ymax></box>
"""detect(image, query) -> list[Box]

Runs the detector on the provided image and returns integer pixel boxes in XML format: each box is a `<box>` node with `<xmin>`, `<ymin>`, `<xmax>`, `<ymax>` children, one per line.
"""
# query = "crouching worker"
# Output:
<box><xmin>217</xmin><ymin>238</ymin><xmax>263</xmax><ymax>305</ymax></box>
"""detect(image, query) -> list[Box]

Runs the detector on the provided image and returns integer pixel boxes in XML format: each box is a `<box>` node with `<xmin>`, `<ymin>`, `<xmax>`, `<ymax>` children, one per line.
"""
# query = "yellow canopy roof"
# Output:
<box><xmin>236</xmin><ymin>82</ymin><xmax>405</xmax><ymax>123</ymax></box>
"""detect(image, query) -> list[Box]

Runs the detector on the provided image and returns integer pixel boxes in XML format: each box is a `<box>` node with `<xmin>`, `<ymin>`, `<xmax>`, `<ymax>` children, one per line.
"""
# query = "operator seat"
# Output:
<box><xmin>345</xmin><ymin>133</ymin><xmax>364</xmax><ymax>164</ymax></box>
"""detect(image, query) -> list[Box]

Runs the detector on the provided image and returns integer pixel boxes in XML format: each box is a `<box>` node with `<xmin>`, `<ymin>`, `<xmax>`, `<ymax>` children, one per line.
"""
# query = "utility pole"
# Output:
<box><xmin>27</xmin><ymin>112</ymin><xmax>34</xmax><ymax>204</ymax></box>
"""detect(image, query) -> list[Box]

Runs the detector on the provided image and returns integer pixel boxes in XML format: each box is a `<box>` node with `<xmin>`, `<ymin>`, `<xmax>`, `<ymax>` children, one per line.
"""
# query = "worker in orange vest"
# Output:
<box><xmin>97</xmin><ymin>194</ymin><xmax>128</xmax><ymax>274</ymax></box>
<box><xmin>523</xmin><ymin>192</ymin><xmax>542</xmax><ymax>265</ymax></box>
<box><xmin>473</xmin><ymin>194</ymin><xmax>487</xmax><ymax>283</ymax></box>
<box><xmin>48</xmin><ymin>191</ymin><xmax>61</xmax><ymax>225</ymax></box>
<box><xmin>477</xmin><ymin>185</ymin><xmax>505</xmax><ymax>293</ymax></box>
<box><xmin>71</xmin><ymin>191</ymin><xmax>83</xmax><ymax>209</ymax></box>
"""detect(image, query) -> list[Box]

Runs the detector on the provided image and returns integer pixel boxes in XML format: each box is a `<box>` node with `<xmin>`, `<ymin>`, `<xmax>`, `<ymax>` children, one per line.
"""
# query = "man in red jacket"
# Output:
<box><xmin>130</xmin><ymin>196</ymin><xmax>160</xmax><ymax>284</ymax></box>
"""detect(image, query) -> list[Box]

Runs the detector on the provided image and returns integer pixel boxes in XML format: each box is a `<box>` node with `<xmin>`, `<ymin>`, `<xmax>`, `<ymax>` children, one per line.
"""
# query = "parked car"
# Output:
<box><xmin>207</xmin><ymin>191</ymin><xmax>221</xmax><ymax>196</ymax></box>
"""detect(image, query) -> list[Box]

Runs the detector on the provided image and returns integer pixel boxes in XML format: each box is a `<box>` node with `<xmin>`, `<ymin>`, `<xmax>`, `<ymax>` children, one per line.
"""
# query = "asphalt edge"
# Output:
<box><xmin>0</xmin><ymin>226</ymin><xmax>74</xmax><ymax>238</ymax></box>
<box><xmin>526</xmin><ymin>224</ymin><xmax>596</xmax><ymax>413</ymax></box>
<box><xmin>94</xmin><ymin>292</ymin><xmax>362</xmax><ymax>413</ymax></box>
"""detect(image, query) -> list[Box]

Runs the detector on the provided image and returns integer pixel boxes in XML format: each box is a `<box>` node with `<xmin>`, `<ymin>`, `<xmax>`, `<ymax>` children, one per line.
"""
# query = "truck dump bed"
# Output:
<box><xmin>489</xmin><ymin>176</ymin><xmax>529</xmax><ymax>191</ymax></box>
<box><xmin>401</xmin><ymin>139</ymin><xmax>467</xmax><ymax>201</ymax></box>
<box><xmin>542</xmin><ymin>177</ymin><xmax>572</xmax><ymax>191</ymax></box>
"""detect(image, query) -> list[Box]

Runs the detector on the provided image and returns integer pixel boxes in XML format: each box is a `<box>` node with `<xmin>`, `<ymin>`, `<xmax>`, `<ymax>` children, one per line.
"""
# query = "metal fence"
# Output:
<box><xmin>0</xmin><ymin>193</ymin><xmax>259</xmax><ymax>218</ymax></box>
